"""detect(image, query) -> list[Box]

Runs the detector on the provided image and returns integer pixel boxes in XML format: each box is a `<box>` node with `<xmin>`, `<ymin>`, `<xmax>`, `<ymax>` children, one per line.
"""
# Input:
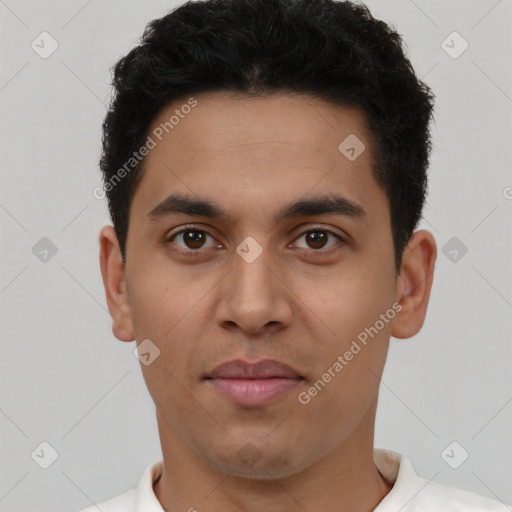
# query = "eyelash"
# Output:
<box><xmin>164</xmin><ymin>225</ymin><xmax>345</xmax><ymax>257</ymax></box>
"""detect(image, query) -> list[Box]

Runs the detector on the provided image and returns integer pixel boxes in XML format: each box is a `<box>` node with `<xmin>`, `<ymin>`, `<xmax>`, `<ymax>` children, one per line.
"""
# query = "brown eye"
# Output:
<box><xmin>294</xmin><ymin>229</ymin><xmax>342</xmax><ymax>251</ymax></box>
<box><xmin>182</xmin><ymin>230</ymin><xmax>207</xmax><ymax>249</ymax></box>
<box><xmin>305</xmin><ymin>231</ymin><xmax>328</xmax><ymax>249</ymax></box>
<box><xmin>167</xmin><ymin>229</ymin><xmax>219</xmax><ymax>252</ymax></box>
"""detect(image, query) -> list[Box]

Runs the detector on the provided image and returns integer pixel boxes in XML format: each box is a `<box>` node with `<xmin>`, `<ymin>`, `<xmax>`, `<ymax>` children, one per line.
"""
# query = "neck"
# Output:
<box><xmin>153</xmin><ymin>405</ymin><xmax>393</xmax><ymax>512</ymax></box>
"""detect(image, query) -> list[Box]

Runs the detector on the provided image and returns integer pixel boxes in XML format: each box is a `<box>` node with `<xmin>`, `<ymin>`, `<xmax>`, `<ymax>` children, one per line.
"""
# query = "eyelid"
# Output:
<box><xmin>166</xmin><ymin>222</ymin><xmax>215</xmax><ymax>236</ymax></box>
<box><xmin>292</xmin><ymin>224</ymin><xmax>346</xmax><ymax>241</ymax></box>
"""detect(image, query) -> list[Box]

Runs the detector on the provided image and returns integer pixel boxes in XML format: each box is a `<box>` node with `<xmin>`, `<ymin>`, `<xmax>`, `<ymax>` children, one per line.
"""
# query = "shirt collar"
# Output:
<box><xmin>135</xmin><ymin>459</ymin><xmax>165</xmax><ymax>512</ymax></box>
<box><xmin>374</xmin><ymin>448</ymin><xmax>425</xmax><ymax>510</ymax></box>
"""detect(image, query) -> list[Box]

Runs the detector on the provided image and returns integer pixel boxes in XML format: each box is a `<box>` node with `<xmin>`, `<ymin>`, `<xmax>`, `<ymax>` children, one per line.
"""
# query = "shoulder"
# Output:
<box><xmin>73</xmin><ymin>460</ymin><xmax>164</xmax><ymax>512</ymax></box>
<box><xmin>75</xmin><ymin>488</ymin><xmax>136</xmax><ymax>512</ymax></box>
<box><xmin>374</xmin><ymin>449</ymin><xmax>510</xmax><ymax>512</ymax></box>
<box><xmin>415</xmin><ymin>478</ymin><xmax>510</xmax><ymax>511</ymax></box>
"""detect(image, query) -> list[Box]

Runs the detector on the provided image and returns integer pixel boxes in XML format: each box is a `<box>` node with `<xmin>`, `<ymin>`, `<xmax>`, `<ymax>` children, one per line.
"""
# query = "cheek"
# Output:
<box><xmin>302</xmin><ymin>270</ymin><xmax>394</xmax><ymax>342</ymax></box>
<box><xmin>298</xmin><ymin>263</ymin><xmax>395</xmax><ymax>399</ymax></box>
<box><xmin>127</xmin><ymin>263</ymin><xmax>206</xmax><ymax>340</ymax></box>
<box><xmin>129</xmin><ymin>273</ymin><xmax>203</xmax><ymax>416</ymax></box>
<box><xmin>127</xmin><ymin>267</ymin><xmax>212</xmax><ymax>380</ymax></box>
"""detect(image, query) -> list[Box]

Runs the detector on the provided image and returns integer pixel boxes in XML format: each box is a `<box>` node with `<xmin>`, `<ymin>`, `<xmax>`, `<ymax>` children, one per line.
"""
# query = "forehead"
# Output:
<box><xmin>130</xmin><ymin>91</ymin><xmax>387</xmax><ymax>228</ymax></box>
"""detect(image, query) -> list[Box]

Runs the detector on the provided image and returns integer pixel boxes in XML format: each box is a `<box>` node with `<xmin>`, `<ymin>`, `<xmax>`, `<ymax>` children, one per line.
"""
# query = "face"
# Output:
<box><xmin>100</xmin><ymin>91</ymin><xmax>432</xmax><ymax>479</ymax></box>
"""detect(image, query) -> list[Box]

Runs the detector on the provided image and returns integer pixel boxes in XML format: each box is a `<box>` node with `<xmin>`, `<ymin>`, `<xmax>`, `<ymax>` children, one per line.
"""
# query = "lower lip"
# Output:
<box><xmin>206</xmin><ymin>377</ymin><xmax>303</xmax><ymax>407</ymax></box>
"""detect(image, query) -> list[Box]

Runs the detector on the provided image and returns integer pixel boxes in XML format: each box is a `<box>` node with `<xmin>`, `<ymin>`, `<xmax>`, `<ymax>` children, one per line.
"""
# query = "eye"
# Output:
<box><xmin>293</xmin><ymin>228</ymin><xmax>343</xmax><ymax>252</ymax></box>
<box><xmin>166</xmin><ymin>227</ymin><xmax>220</xmax><ymax>254</ymax></box>
<box><xmin>165</xmin><ymin>225</ymin><xmax>345</xmax><ymax>258</ymax></box>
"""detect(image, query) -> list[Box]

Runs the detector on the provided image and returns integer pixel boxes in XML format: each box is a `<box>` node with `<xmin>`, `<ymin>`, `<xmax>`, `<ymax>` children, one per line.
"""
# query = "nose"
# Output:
<box><xmin>215</xmin><ymin>243</ymin><xmax>293</xmax><ymax>335</ymax></box>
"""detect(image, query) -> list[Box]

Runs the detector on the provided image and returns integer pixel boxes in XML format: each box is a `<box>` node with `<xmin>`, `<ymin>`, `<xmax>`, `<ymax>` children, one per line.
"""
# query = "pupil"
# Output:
<box><xmin>308</xmin><ymin>231</ymin><xmax>326</xmax><ymax>249</ymax></box>
<box><xmin>185</xmin><ymin>231</ymin><xmax>204</xmax><ymax>248</ymax></box>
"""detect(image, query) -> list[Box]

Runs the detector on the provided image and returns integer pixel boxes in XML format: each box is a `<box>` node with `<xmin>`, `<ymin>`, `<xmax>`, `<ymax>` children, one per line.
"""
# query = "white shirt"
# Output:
<box><xmin>77</xmin><ymin>448</ymin><xmax>510</xmax><ymax>511</ymax></box>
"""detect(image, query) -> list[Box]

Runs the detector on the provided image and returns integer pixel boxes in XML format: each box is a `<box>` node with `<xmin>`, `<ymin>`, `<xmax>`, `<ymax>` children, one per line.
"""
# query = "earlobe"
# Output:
<box><xmin>98</xmin><ymin>225</ymin><xmax>135</xmax><ymax>342</ymax></box>
<box><xmin>391</xmin><ymin>230</ymin><xmax>437</xmax><ymax>339</ymax></box>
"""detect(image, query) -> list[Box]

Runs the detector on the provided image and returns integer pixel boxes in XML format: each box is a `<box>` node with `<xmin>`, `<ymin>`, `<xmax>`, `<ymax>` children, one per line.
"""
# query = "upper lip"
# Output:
<box><xmin>206</xmin><ymin>359</ymin><xmax>303</xmax><ymax>379</ymax></box>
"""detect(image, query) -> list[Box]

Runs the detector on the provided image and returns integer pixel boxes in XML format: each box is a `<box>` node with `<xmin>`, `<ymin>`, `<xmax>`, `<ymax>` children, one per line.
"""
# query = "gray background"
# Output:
<box><xmin>1</xmin><ymin>0</ymin><xmax>511</xmax><ymax>510</ymax></box>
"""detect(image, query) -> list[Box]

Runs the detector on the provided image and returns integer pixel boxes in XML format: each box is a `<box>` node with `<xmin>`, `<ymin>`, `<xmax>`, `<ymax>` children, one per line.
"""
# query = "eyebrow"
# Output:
<box><xmin>147</xmin><ymin>192</ymin><xmax>367</xmax><ymax>224</ymax></box>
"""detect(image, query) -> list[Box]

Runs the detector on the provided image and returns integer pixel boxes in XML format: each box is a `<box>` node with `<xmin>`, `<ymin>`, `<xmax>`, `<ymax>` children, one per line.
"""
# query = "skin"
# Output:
<box><xmin>99</xmin><ymin>91</ymin><xmax>437</xmax><ymax>512</ymax></box>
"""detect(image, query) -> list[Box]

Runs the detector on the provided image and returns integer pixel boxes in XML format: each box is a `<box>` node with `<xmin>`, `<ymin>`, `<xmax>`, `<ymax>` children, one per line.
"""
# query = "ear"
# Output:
<box><xmin>391</xmin><ymin>229</ymin><xmax>437</xmax><ymax>339</ymax></box>
<box><xmin>98</xmin><ymin>225</ymin><xmax>135</xmax><ymax>342</ymax></box>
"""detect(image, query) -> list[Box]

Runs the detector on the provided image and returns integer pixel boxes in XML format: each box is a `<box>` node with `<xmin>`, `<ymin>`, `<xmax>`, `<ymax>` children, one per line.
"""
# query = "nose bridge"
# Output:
<box><xmin>231</xmin><ymin>238</ymin><xmax>278</xmax><ymax>305</ymax></box>
<box><xmin>216</xmin><ymin>236</ymin><xmax>292</xmax><ymax>332</ymax></box>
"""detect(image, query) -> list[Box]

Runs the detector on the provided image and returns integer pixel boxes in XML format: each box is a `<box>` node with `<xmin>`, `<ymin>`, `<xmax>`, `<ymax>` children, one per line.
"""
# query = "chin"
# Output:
<box><xmin>204</xmin><ymin>442</ymin><xmax>306</xmax><ymax>480</ymax></box>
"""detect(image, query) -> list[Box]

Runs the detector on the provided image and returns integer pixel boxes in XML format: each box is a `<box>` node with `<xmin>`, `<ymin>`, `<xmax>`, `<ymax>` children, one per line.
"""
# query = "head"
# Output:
<box><xmin>99</xmin><ymin>0</ymin><xmax>436</xmax><ymax>479</ymax></box>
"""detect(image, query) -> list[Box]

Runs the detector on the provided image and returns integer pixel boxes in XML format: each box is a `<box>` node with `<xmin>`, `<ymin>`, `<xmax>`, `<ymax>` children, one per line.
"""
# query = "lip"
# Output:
<box><xmin>204</xmin><ymin>359</ymin><xmax>304</xmax><ymax>407</ymax></box>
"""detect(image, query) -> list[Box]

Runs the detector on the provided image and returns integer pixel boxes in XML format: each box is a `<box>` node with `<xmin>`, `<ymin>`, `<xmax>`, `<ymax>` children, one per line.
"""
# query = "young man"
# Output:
<box><xmin>82</xmin><ymin>0</ymin><xmax>509</xmax><ymax>510</ymax></box>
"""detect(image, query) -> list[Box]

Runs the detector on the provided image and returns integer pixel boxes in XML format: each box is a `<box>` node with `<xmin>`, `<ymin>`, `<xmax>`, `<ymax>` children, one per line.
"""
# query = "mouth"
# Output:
<box><xmin>204</xmin><ymin>359</ymin><xmax>305</xmax><ymax>407</ymax></box>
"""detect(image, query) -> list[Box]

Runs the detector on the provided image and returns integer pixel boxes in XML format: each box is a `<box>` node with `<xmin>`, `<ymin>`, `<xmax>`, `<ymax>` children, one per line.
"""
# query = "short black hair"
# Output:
<box><xmin>100</xmin><ymin>0</ymin><xmax>435</xmax><ymax>271</ymax></box>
